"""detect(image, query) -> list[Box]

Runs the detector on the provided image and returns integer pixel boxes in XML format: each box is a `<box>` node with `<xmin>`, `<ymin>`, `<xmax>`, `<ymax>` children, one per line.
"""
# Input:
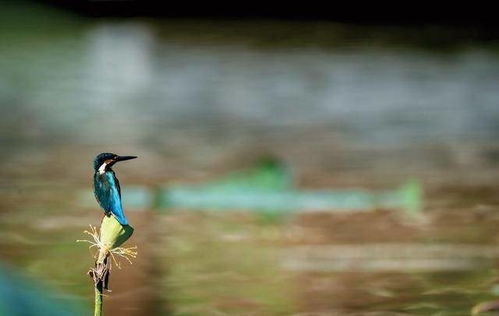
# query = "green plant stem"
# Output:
<box><xmin>94</xmin><ymin>282</ymin><xmax>103</xmax><ymax>316</ymax></box>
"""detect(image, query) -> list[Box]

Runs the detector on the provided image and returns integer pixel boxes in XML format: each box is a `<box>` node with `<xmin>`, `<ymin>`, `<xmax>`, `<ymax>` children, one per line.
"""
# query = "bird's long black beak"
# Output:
<box><xmin>115</xmin><ymin>155</ymin><xmax>138</xmax><ymax>162</ymax></box>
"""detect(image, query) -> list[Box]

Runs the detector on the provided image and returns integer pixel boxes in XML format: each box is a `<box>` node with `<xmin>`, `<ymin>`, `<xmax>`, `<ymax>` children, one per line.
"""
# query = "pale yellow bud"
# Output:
<box><xmin>96</xmin><ymin>215</ymin><xmax>134</xmax><ymax>264</ymax></box>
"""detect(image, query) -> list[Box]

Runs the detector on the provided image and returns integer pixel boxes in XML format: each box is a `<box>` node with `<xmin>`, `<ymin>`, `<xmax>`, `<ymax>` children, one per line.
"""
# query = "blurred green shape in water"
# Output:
<box><xmin>156</xmin><ymin>159</ymin><xmax>423</xmax><ymax>216</ymax></box>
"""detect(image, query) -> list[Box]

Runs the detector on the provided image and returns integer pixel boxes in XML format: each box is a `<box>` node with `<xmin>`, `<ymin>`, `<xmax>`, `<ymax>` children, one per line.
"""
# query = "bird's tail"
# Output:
<box><xmin>112</xmin><ymin>212</ymin><xmax>129</xmax><ymax>226</ymax></box>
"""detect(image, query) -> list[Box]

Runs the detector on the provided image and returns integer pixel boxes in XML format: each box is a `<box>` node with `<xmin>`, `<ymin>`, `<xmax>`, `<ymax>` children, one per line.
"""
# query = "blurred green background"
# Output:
<box><xmin>2</xmin><ymin>2</ymin><xmax>499</xmax><ymax>315</ymax></box>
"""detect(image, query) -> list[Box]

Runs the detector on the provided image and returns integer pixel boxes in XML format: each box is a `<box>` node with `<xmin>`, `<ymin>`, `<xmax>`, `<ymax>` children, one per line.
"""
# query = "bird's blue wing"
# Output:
<box><xmin>106</xmin><ymin>173</ymin><xmax>128</xmax><ymax>225</ymax></box>
<box><xmin>94</xmin><ymin>172</ymin><xmax>129</xmax><ymax>225</ymax></box>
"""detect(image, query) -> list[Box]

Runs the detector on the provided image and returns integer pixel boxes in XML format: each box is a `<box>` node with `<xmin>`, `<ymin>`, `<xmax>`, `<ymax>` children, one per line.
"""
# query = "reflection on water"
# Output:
<box><xmin>2</xmin><ymin>2</ymin><xmax>499</xmax><ymax>315</ymax></box>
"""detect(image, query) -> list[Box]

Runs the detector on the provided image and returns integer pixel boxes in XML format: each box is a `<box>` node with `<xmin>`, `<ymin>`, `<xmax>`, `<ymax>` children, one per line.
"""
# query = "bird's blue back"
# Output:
<box><xmin>94</xmin><ymin>170</ymin><xmax>129</xmax><ymax>225</ymax></box>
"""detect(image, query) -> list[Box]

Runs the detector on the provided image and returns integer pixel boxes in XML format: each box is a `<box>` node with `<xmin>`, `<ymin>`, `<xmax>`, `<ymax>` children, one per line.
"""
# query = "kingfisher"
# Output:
<box><xmin>93</xmin><ymin>153</ymin><xmax>137</xmax><ymax>226</ymax></box>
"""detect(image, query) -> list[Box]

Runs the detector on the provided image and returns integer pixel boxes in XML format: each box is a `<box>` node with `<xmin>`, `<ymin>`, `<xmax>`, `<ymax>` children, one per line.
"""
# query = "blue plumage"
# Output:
<box><xmin>93</xmin><ymin>153</ymin><xmax>137</xmax><ymax>226</ymax></box>
<box><xmin>94</xmin><ymin>170</ymin><xmax>128</xmax><ymax>225</ymax></box>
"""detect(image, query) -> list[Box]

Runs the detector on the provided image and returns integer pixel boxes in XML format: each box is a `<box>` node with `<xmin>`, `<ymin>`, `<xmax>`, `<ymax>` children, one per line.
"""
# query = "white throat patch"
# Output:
<box><xmin>98</xmin><ymin>162</ymin><xmax>107</xmax><ymax>175</ymax></box>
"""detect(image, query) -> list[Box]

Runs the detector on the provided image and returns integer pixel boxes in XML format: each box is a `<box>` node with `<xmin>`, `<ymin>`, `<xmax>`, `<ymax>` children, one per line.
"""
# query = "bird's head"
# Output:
<box><xmin>94</xmin><ymin>152</ymin><xmax>137</xmax><ymax>174</ymax></box>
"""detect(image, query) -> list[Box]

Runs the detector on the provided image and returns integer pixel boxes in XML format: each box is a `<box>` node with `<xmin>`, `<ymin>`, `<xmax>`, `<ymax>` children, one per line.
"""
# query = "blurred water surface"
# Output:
<box><xmin>2</xmin><ymin>2</ymin><xmax>499</xmax><ymax>315</ymax></box>
<box><xmin>2</xmin><ymin>2</ymin><xmax>499</xmax><ymax>167</ymax></box>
